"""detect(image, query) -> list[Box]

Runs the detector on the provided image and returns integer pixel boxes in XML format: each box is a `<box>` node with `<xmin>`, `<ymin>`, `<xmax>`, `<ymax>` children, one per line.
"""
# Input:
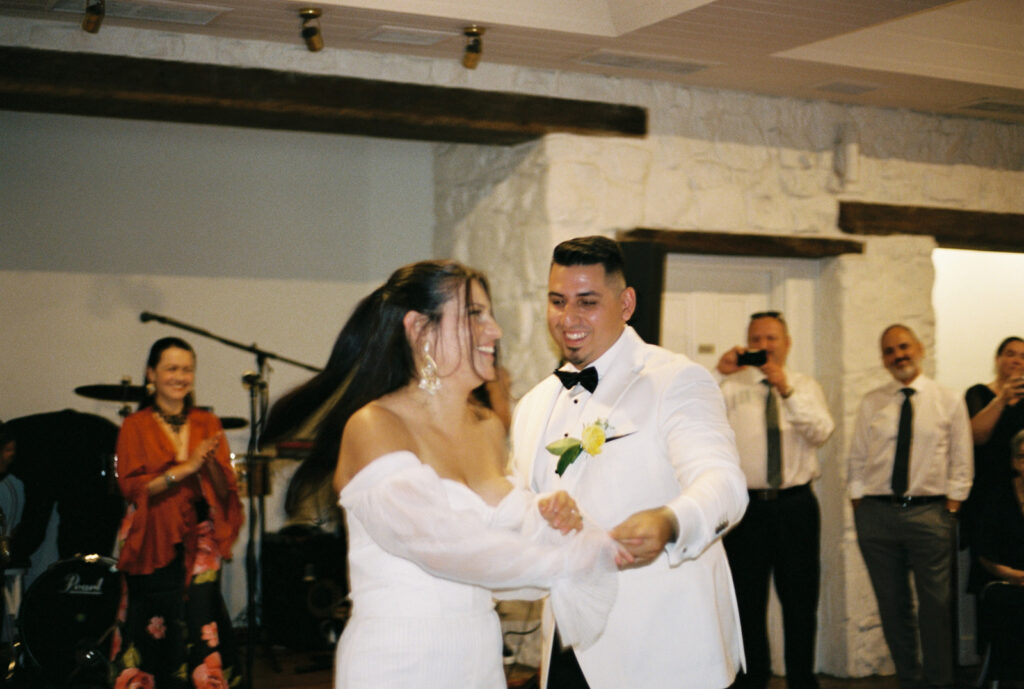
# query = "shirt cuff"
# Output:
<box><xmin>664</xmin><ymin>495</ymin><xmax>709</xmax><ymax>566</ymax></box>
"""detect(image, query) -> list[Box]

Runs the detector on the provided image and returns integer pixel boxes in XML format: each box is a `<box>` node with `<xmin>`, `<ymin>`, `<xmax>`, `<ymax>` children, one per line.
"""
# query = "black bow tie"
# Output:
<box><xmin>554</xmin><ymin>367</ymin><xmax>599</xmax><ymax>393</ymax></box>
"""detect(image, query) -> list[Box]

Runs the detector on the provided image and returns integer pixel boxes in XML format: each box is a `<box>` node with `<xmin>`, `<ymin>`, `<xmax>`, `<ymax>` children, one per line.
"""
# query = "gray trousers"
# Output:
<box><xmin>854</xmin><ymin>499</ymin><xmax>956</xmax><ymax>689</ymax></box>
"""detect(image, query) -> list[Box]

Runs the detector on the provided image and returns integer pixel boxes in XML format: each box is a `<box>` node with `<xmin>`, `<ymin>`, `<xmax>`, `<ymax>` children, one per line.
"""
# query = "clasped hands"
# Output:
<box><xmin>539</xmin><ymin>491</ymin><xmax>678</xmax><ymax>569</ymax></box>
<box><xmin>178</xmin><ymin>431</ymin><xmax>224</xmax><ymax>479</ymax></box>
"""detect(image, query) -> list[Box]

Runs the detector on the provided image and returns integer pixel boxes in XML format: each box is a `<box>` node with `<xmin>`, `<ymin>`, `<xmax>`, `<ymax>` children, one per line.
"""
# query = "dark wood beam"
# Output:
<box><xmin>839</xmin><ymin>201</ymin><xmax>1024</xmax><ymax>253</ymax></box>
<box><xmin>619</xmin><ymin>228</ymin><xmax>863</xmax><ymax>258</ymax></box>
<box><xmin>0</xmin><ymin>46</ymin><xmax>647</xmax><ymax>145</ymax></box>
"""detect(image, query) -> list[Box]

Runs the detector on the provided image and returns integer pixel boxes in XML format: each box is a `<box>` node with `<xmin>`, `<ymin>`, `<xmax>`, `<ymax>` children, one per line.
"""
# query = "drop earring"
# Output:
<box><xmin>418</xmin><ymin>340</ymin><xmax>441</xmax><ymax>394</ymax></box>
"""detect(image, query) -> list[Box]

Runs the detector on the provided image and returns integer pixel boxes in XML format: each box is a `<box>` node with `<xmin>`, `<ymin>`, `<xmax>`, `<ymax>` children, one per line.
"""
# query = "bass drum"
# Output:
<box><xmin>19</xmin><ymin>555</ymin><xmax>122</xmax><ymax>685</ymax></box>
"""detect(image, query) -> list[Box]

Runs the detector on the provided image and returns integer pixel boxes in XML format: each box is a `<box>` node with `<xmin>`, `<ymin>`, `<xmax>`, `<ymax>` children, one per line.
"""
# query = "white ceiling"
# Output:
<box><xmin>2</xmin><ymin>0</ymin><xmax>1023</xmax><ymax>123</ymax></box>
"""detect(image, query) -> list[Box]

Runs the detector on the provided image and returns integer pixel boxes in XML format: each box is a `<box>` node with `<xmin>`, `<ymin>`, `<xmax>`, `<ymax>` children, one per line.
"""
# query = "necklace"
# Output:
<box><xmin>155</xmin><ymin>406</ymin><xmax>188</xmax><ymax>433</ymax></box>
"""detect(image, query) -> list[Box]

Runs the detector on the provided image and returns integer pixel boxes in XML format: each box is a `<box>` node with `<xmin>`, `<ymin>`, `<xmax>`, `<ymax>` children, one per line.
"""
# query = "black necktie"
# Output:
<box><xmin>554</xmin><ymin>367</ymin><xmax>598</xmax><ymax>393</ymax></box>
<box><xmin>891</xmin><ymin>387</ymin><xmax>915</xmax><ymax>497</ymax></box>
<box><xmin>763</xmin><ymin>380</ymin><xmax>782</xmax><ymax>488</ymax></box>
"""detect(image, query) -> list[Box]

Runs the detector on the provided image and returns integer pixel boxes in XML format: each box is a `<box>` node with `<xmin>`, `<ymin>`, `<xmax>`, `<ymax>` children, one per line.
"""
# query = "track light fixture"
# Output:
<box><xmin>299</xmin><ymin>8</ymin><xmax>323</xmax><ymax>52</ymax></box>
<box><xmin>82</xmin><ymin>0</ymin><xmax>104</xmax><ymax>34</ymax></box>
<box><xmin>462</xmin><ymin>25</ymin><xmax>484</xmax><ymax>69</ymax></box>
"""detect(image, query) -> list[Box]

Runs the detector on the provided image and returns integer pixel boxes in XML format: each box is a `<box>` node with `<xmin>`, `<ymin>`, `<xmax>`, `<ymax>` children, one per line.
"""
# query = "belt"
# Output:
<box><xmin>863</xmin><ymin>494</ymin><xmax>945</xmax><ymax>508</ymax></box>
<box><xmin>748</xmin><ymin>483</ymin><xmax>811</xmax><ymax>501</ymax></box>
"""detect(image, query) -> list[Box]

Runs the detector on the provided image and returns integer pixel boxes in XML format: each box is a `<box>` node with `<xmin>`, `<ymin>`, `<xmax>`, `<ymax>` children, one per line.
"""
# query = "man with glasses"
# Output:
<box><xmin>716</xmin><ymin>311</ymin><xmax>835</xmax><ymax>689</ymax></box>
<box><xmin>848</xmin><ymin>324</ymin><xmax>972</xmax><ymax>689</ymax></box>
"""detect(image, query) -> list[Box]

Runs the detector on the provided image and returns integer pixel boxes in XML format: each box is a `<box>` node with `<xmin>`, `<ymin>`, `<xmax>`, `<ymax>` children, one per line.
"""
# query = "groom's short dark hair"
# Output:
<box><xmin>551</xmin><ymin>236</ymin><xmax>626</xmax><ymax>282</ymax></box>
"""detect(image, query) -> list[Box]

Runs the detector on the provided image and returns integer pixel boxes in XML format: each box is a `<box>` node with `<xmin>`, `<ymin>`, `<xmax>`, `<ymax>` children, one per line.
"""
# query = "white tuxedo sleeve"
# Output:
<box><xmin>660</xmin><ymin>365</ymin><xmax>749</xmax><ymax>564</ymax></box>
<box><xmin>339</xmin><ymin>451</ymin><xmax>618</xmax><ymax>649</ymax></box>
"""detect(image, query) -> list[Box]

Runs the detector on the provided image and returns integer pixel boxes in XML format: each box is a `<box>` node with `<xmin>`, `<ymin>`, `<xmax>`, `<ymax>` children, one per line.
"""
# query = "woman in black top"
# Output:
<box><xmin>964</xmin><ymin>336</ymin><xmax>1024</xmax><ymax>593</ymax></box>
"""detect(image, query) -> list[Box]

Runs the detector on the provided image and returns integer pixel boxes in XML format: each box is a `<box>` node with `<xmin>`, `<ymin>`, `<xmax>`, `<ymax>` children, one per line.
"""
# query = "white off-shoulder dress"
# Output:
<box><xmin>335</xmin><ymin>451</ymin><xmax>617</xmax><ymax>689</ymax></box>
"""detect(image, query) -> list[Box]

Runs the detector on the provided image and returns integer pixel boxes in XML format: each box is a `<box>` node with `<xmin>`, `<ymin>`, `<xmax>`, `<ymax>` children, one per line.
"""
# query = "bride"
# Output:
<box><xmin>290</xmin><ymin>260</ymin><xmax>622</xmax><ymax>689</ymax></box>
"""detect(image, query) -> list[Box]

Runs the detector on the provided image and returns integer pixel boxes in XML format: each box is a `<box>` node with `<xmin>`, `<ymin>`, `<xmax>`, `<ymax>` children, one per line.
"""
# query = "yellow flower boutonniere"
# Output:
<box><xmin>546</xmin><ymin>419</ymin><xmax>631</xmax><ymax>476</ymax></box>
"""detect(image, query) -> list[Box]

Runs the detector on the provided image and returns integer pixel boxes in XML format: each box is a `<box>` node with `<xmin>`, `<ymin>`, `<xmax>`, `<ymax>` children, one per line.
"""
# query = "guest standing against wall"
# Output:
<box><xmin>848</xmin><ymin>324</ymin><xmax>972</xmax><ymax>689</ymax></box>
<box><xmin>717</xmin><ymin>311</ymin><xmax>834</xmax><ymax>689</ymax></box>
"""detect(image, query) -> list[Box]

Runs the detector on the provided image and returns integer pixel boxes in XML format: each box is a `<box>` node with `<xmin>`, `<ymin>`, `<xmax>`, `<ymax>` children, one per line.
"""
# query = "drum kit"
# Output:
<box><xmin>10</xmin><ymin>555</ymin><xmax>121</xmax><ymax>687</ymax></box>
<box><xmin>3</xmin><ymin>313</ymin><xmax>327</xmax><ymax>688</ymax></box>
<box><xmin>1</xmin><ymin>383</ymin><xmax>256</xmax><ymax>687</ymax></box>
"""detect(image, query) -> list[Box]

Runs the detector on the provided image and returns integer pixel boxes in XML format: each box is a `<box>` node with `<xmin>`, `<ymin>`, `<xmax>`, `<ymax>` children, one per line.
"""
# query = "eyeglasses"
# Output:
<box><xmin>750</xmin><ymin>311</ymin><xmax>783</xmax><ymax>320</ymax></box>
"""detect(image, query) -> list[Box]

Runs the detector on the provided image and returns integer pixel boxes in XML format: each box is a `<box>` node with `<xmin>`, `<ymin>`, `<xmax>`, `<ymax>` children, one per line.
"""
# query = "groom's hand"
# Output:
<box><xmin>609</xmin><ymin>507</ymin><xmax>679</xmax><ymax>567</ymax></box>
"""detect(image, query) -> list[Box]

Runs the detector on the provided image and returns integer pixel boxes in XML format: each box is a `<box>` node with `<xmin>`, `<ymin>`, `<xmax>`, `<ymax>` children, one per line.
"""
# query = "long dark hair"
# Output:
<box><xmin>265</xmin><ymin>260</ymin><xmax>490</xmax><ymax>516</ymax></box>
<box><xmin>139</xmin><ymin>336</ymin><xmax>197</xmax><ymax>411</ymax></box>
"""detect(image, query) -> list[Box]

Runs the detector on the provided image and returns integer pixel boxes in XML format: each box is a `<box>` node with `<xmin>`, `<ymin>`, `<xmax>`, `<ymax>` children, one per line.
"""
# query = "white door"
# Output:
<box><xmin>659</xmin><ymin>252</ymin><xmax>820</xmax><ymax>675</ymax></box>
<box><xmin>660</xmin><ymin>254</ymin><xmax>818</xmax><ymax>375</ymax></box>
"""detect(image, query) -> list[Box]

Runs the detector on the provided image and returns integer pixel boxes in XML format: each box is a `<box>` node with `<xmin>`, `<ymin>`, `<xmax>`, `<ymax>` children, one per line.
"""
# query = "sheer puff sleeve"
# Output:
<box><xmin>339</xmin><ymin>451</ymin><xmax>617</xmax><ymax>649</ymax></box>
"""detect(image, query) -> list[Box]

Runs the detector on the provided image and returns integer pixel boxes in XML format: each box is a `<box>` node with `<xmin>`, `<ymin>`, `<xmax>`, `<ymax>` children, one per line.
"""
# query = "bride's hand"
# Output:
<box><xmin>538</xmin><ymin>490</ymin><xmax>583</xmax><ymax>534</ymax></box>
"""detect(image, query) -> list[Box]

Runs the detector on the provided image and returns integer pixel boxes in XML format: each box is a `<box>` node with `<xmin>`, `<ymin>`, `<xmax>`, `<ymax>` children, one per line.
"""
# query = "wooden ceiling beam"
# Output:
<box><xmin>619</xmin><ymin>228</ymin><xmax>864</xmax><ymax>258</ymax></box>
<box><xmin>839</xmin><ymin>201</ymin><xmax>1024</xmax><ymax>253</ymax></box>
<box><xmin>0</xmin><ymin>47</ymin><xmax>647</xmax><ymax>145</ymax></box>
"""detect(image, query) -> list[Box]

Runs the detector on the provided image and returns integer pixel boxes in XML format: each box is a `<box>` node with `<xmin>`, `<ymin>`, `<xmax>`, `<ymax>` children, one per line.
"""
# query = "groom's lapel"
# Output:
<box><xmin>518</xmin><ymin>376</ymin><xmax>562</xmax><ymax>490</ymax></box>
<box><xmin>571</xmin><ymin>330</ymin><xmax>646</xmax><ymax>472</ymax></box>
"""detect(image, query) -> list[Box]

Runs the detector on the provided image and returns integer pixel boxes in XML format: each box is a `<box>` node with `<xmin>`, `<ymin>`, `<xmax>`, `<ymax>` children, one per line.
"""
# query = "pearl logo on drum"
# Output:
<box><xmin>60</xmin><ymin>573</ymin><xmax>106</xmax><ymax>595</ymax></box>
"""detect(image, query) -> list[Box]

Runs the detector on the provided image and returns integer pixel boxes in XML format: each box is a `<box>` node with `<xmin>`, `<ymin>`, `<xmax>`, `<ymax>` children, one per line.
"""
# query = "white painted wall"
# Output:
<box><xmin>933</xmin><ymin>248</ymin><xmax>1024</xmax><ymax>395</ymax></box>
<box><xmin>1</xmin><ymin>111</ymin><xmax>436</xmax><ymax>426</ymax></box>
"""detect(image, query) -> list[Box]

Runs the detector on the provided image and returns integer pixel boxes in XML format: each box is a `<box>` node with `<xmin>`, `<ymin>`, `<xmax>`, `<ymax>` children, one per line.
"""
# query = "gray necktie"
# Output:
<box><xmin>891</xmin><ymin>388</ymin><xmax>915</xmax><ymax>497</ymax></box>
<box><xmin>764</xmin><ymin>380</ymin><xmax>782</xmax><ymax>488</ymax></box>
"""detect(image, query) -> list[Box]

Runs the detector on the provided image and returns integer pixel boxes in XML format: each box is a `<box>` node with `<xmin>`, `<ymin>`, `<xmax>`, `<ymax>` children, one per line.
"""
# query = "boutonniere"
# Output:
<box><xmin>546</xmin><ymin>419</ymin><xmax>632</xmax><ymax>476</ymax></box>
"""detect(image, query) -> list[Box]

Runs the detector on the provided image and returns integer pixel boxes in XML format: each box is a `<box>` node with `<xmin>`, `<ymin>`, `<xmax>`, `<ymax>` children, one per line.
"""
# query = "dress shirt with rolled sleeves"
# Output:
<box><xmin>720</xmin><ymin>366</ymin><xmax>835</xmax><ymax>490</ymax></box>
<box><xmin>847</xmin><ymin>374</ymin><xmax>973</xmax><ymax>501</ymax></box>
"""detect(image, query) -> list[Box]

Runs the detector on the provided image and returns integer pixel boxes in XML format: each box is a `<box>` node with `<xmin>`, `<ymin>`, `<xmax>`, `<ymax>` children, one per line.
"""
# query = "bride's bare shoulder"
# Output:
<box><xmin>335</xmin><ymin>401</ymin><xmax>415</xmax><ymax>490</ymax></box>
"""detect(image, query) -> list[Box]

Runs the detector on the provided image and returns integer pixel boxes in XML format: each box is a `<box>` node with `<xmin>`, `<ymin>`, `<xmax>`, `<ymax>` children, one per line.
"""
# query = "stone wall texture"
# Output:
<box><xmin>5</xmin><ymin>16</ymin><xmax>1024</xmax><ymax>677</ymax></box>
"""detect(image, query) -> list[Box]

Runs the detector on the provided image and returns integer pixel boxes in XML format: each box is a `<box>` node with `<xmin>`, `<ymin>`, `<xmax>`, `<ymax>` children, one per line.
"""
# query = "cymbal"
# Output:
<box><xmin>75</xmin><ymin>383</ymin><xmax>146</xmax><ymax>402</ymax></box>
<box><xmin>220</xmin><ymin>417</ymin><xmax>248</xmax><ymax>430</ymax></box>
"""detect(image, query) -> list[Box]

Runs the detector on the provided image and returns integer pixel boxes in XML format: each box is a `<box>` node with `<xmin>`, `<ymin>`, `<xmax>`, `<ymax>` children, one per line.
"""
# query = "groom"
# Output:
<box><xmin>511</xmin><ymin>236</ymin><xmax>749</xmax><ymax>689</ymax></box>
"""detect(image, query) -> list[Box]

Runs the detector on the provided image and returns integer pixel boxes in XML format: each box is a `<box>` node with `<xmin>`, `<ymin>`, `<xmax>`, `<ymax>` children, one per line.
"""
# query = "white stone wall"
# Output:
<box><xmin>5</xmin><ymin>16</ymin><xmax>1024</xmax><ymax>676</ymax></box>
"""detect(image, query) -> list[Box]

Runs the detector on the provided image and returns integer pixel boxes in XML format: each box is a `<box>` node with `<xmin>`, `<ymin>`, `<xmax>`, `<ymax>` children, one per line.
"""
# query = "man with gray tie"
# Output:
<box><xmin>717</xmin><ymin>311</ymin><xmax>834</xmax><ymax>689</ymax></box>
<box><xmin>848</xmin><ymin>324</ymin><xmax>972</xmax><ymax>689</ymax></box>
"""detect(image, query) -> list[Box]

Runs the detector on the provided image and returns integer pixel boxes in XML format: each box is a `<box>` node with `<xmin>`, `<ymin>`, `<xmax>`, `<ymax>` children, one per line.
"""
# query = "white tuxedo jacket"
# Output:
<box><xmin>511</xmin><ymin>328</ymin><xmax>748</xmax><ymax>689</ymax></box>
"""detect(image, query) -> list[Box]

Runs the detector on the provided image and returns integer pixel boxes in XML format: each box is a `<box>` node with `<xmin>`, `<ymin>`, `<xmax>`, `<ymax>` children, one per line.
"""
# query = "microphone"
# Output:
<box><xmin>140</xmin><ymin>312</ymin><xmax>156</xmax><ymax>323</ymax></box>
<box><xmin>241</xmin><ymin>371</ymin><xmax>263</xmax><ymax>388</ymax></box>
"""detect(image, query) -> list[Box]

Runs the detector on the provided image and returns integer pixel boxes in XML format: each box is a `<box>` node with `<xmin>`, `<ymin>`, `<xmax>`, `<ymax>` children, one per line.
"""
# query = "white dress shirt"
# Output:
<box><xmin>847</xmin><ymin>374</ymin><xmax>973</xmax><ymax>500</ymax></box>
<box><xmin>545</xmin><ymin>328</ymin><xmax>629</xmax><ymax>447</ymax></box>
<box><xmin>720</xmin><ymin>367</ymin><xmax>835</xmax><ymax>489</ymax></box>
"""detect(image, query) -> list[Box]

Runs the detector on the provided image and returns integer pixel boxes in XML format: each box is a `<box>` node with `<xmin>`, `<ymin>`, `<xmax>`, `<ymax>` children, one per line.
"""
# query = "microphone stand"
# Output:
<box><xmin>139</xmin><ymin>311</ymin><xmax>322</xmax><ymax>688</ymax></box>
<box><xmin>242</xmin><ymin>363</ymin><xmax>271</xmax><ymax>685</ymax></box>
<box><xmin>139</xmin><ymin>311</ymin><xmax>322</xmax><ymax>374</ymax></box>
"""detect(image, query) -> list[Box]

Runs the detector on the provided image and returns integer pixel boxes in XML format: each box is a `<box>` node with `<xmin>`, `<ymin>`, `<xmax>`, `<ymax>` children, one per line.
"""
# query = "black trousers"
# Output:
<box><xmin>725</xmin><ymin>485</ymin><xmax>820</xmax><ymax>689</ymax></box>
<box><xmin>548</xmin><ymin>628</ymin><xmax>591</xmax><ymax>689</ymax></box>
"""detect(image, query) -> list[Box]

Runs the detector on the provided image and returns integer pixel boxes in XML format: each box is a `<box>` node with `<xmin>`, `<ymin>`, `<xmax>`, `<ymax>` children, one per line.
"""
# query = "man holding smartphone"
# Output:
<box><xmin>716</xmin><ymin>311</ymin><xmax>835</xmax><ymax>689</ymax></box>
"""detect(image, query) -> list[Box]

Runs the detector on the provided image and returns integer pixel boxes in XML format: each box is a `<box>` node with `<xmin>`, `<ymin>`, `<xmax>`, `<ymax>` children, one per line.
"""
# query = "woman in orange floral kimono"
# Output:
<box><xmin>111</xmin><ymin>337</ymin><xmax>244</xmax><ymax>688</ymax></box>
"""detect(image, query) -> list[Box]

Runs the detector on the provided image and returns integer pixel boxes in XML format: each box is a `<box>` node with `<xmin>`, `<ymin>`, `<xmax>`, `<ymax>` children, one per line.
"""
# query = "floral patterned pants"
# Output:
<box><xmin>111</xmin><ymin>543</ymin><xmax>240</xmax><ymax>688</ymax></box>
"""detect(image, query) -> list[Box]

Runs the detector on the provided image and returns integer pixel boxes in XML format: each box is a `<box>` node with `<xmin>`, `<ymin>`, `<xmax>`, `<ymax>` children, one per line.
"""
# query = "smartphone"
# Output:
<box><xmin>737</xmin><ymin>350</ymin><xmax>768</xmax><ymax>367</ymax></box>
